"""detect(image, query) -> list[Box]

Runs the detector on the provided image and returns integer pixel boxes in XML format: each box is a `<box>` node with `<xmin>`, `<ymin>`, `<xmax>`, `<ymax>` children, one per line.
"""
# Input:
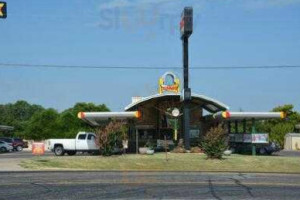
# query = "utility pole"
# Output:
<box><xmin>180</xmin><ymin>7</ymin><xmax>193</xmax><ymax>150</ymax></box>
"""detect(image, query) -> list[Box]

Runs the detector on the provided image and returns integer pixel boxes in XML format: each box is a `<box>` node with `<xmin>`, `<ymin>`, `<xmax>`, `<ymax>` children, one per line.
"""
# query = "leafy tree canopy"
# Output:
<box><xmin>0</xmin><ymin>101</ymin><xmax>110</xmax><ymax>140</ymax></box>
<box><xmin>257</xmin><ymin>104</ymin><xmax>300</xmax><ymax>148</ymax></box>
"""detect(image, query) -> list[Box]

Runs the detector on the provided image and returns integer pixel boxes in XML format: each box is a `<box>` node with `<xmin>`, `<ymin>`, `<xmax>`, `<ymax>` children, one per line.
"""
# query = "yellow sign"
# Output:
<box><xmin>158</xmin><ymin>72</ymin><xmax>180</xmax><ymax>94</ymax></box>
<box><xmin>0</xmin><ymin>2</ymin><xmax>7</xmax><ymax>18</ymax></box>
<box><xmin>32</xmin><ymin>143</ymin><xmax>45</xmax><ymax>155</ymax></box>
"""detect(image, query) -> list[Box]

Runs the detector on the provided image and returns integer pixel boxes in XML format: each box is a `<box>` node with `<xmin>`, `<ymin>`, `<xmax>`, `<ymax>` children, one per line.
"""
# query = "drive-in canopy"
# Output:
<box><xmin>78</xmin><ymin>111</ymin><xmax>141</xmax><ymax>126</ymax></box>
<box><xmin>211</xmin><ymin>111</ymin><xmax>285</xmax><ymax>121</ymax></box>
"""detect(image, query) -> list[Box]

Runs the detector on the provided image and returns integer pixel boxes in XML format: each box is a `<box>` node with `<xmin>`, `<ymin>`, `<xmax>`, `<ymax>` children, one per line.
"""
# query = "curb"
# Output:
<box><xmin>1</xmin><ymin>170</ymin><xmax>300</xmax><ymax>175</ymax></box>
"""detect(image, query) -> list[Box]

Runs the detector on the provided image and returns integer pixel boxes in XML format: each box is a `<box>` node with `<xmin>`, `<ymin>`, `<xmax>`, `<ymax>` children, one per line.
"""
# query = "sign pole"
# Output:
<box><xmin>180</xmin><ymin>7</ymin><xmax>193</xmax><ymax>150</ymax></box>
<box><xmin>183</xmin><ymin>36</ymin><xmax>191</xmax><ymax>150</ymax></box>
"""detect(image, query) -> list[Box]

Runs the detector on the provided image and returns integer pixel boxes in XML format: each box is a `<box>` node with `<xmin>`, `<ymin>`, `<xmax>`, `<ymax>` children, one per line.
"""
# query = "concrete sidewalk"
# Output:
<box><xmin>0</xmin><ymin>157</ymin><xmax>27</xmax><ymax>171</ymax></box>
<box><xmin>0</xmin><ymin>150</ymin><xmax>51</xmax><ymax>171</ymax></box>
<box><xmin>273</xmin><ymin>150</ymin><xmax>300</xmax><ymax>157</ymax></box>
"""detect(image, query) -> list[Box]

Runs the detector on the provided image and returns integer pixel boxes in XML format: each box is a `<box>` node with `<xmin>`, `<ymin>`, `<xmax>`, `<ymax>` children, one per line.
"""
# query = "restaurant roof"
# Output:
<box><xmin>125</xmin><ymin>93</ymin><xmax>229</xmax><ymax>113</ymax></box>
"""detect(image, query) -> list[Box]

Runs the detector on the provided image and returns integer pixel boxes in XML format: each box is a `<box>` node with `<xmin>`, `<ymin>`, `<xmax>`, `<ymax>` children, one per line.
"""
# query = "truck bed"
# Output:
<box><xmin>48</xmin><ymin>139</ymin><xmax>76</xmax><ymax>151</ymax></box>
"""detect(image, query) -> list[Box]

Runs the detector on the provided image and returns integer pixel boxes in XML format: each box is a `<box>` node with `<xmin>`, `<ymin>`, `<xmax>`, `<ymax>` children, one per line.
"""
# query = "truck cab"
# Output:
<box><xmin>76</xmin><ymin>132</ymin><xmax>97</xmax><ymax>151</ymax></box>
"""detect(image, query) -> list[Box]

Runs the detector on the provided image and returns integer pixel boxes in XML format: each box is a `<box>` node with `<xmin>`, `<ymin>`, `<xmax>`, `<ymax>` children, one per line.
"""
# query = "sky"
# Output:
<box><xmin>0</xmin><ymin>0</ymin><xmax>300</xmax><ymax>112</ymax></box>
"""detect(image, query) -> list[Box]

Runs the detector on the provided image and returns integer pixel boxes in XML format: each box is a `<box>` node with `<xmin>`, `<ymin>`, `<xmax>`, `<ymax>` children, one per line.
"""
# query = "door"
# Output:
<box><xmin>87</xmin><ymin>134</ymin><xmax>98</xmax><ymax>150</ymax></box>
<box><xmin>76</xmin><ymin>133</ymin><xmax>88</xmax><ymax>150</ymax></box>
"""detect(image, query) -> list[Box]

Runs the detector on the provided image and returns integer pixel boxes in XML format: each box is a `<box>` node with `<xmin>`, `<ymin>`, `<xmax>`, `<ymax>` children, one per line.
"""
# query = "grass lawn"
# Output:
<box><xmin>20</xmin><ymin>153</ymin><xmax>300</xmax><ymax>173</ymax></box>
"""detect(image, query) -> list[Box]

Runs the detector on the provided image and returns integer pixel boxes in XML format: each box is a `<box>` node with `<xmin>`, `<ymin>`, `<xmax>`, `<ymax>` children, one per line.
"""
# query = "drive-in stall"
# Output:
<box><xmin>78</xmin><ymin>72</ymin><xmax>285</xmax><ymax>154</ymax></box>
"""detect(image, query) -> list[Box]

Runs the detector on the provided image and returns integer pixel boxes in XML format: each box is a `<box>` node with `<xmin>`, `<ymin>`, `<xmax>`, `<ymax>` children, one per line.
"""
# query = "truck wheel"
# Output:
<box><xmin>17</xmin><ymin>146</ymin><xmax>23</xmax><ymax>151</ymax></box>
<box><xmin>54</xmin><ymin>146</ymin><xmax>65</xmax><ymax>156</ymax></box>
<box><xmin>67</xmin><ymin>151</ymin><xmax>76</xmax><ymax>156</ymax></box>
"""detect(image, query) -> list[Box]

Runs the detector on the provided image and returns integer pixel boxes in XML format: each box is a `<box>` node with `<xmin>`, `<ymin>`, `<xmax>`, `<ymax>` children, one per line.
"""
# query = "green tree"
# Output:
<box><xmin>258</xmin><ymin>104</ymin><xmax>300</xmax><ymax>148</ymax></box>
<box><xmin>0</xmin><ymin>100</ymin><xmax>44</xmax><ymax>137</ymax></box>
<box><xmin>0</xmin><ymin>100</ymin><xmax>110</xmax><ymax>139</ymax></box>
<box><xmin>270</xmin><ymin>123</ymin><xmax>294</xmax><ymax>148</ymax></box>
<box><xmin>58</xmin><ymin>102</ymin><xmax>110</xmax><ymax>138</ymax></box>
<box><xmin>24</xmin><ymin>109</ymin><xmax>60</xmax><ymax>140</ymax></box>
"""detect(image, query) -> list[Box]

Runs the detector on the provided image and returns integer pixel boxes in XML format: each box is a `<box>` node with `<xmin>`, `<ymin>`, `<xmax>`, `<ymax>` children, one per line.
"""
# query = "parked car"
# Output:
<box><xmin>0</xmin><ymin>137</ymin><xmax>25</xmax><ymax>151</ymax></box>
<box><xmin>0</xmin><ymin>141</ymin><xmax>13</xmax><ymax>153</ymax></box>
<box><xmin>48</xmin><ymin>132</ymin><xmax>99</xmax><ymax>156</ymax></box>
<box><xmin>12</xmin><ymin>138</ymin><xmax>26</xmax><ymax>151</ymax></box>
<box><xmin>258</xmin><ymin>142</ymin><xmax>281</xmax><ymax>155</ymax></box>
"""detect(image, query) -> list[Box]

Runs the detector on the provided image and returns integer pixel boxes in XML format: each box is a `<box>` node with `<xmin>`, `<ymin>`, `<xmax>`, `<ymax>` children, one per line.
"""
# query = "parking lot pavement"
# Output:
<box><xmin>0</xmin><ymin>150</ymin><xmax>100</xmax><ymax>171</ymax></box>
<box><xmin>273</xmin><ymin>150</ymin><xmax>300</xmax><ymax>157</ymax></box>
<box><xmin>0</xmin><ymin>150</ymin><xmax>52</xmax><ymax>171</ymax></box>
<box><xmin>0</xmin><ymin>150</ymin><xmax>52</xmax><ymax>159</ymax></box>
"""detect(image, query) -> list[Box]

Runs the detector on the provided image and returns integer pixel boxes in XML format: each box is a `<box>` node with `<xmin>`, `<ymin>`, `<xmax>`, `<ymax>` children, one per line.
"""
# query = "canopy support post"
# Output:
<box><xmin>136</xmin><ymin>129</ymin><xmax>139</xmax><ymax>154</ymax></box>
<box><xmin>251</xmin><ymin>118</ymin><xmax>256</xmax><ymax>156</ymax></box>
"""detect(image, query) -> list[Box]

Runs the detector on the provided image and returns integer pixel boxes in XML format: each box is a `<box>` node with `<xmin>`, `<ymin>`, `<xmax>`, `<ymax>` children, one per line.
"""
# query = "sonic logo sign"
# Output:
<box><xmin>158</xmin><ymin>72</ymin><xmax>180</xmax><ymax>94</ymax></box>
<box><xmin>32</xmin><ymin>142</ymin><xmax>45</xmax><ymax>155</ymax></box>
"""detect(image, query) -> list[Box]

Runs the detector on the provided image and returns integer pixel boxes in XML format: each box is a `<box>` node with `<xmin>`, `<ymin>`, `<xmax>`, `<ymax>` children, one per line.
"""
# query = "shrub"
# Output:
<box><xmin>190</xmin><ymin>147</ymin><xmax>203</xmax><ymax>153</ymax></box>
<box><xmin>202</xmin><ymin>124</ymin><xmax>227</xmax><ymax>159</ymax></box>
<box><xmin>172</xmin><ymin>147</ymin><xmax>186</xmax><ymax>153</ymax></box>
<box><xmin>145</xmin><ymin>140</ymin><xmax>154</xmax><ymax>150</ymax></box>
<box><xmin>172</xmin><ymin>139</ymin><xmax>186</xmax><ymax>153</ymax></box>
<box><xmin>96</xmin><ymin>121</ymin><xmax>127</xmax><ymax>156</ymax></box>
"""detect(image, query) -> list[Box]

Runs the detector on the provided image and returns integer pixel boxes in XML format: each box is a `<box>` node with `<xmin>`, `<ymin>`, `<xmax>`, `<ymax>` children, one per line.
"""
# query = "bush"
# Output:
<box><xmin>202</xmin><ymin>124</ymin><xmax>227</xmax><ymax>159</ymax></box>
<box><xmin>172</xmin><ymin>139</ymin><xmax>186</xmax><ymax>153</ymax></box>
<box><xmin>96</xmin><ymin>121</ymin><xmax>127</xmax><ymax>156</ymax></box>
<box><xmin>190</xmin><ymin>147</ymin><xmax>203</xmax><ymax>153</ymax></box>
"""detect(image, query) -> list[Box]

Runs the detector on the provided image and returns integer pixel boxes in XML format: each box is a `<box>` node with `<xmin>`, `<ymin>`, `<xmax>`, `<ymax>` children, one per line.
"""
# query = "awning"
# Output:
<box><xmin>212</xmin><ymin>111</ymin><xmax>285</xmax><ymax>121</ymax></box>
<box><xmin>125</xmin><ymin>93</ymin><xmax>229</xmax><ymax>113</ymax></box>
<box><xmin>78</xmin><ymin>111</ymin><xmax>141</xmax><ymax>126</ymax></box>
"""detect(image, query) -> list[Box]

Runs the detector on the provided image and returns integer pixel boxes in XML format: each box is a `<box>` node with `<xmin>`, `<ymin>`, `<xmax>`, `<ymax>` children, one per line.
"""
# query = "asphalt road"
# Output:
<box><xmin>0</xmin><ymin>171</ymin><xmax>300</xmax><ymax>200</ymax></box>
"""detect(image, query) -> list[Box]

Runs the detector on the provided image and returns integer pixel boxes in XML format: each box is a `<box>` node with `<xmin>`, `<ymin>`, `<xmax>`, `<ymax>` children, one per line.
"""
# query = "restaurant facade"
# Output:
<box><xmin>78</xmin><ymin>72</ymin><xmax>284</xmax><ymax>153</ymax></box>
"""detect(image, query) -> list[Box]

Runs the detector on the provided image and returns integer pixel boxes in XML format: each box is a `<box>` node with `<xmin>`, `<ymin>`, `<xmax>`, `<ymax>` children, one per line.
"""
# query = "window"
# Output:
<box><xmin>0</xmin><ymin>138</ymin><xmax>12</xmax><ymax>143</ymax></box>
<box><xmin>78</xmin><ymin>134</ymin><xmax>86</xmax><ymax>140</ymax></box>
<box><xmin>190</xmin><ymin>130</ymin><xmax>200</xmax><ymax>138</ymax></box>
<box><xmin>87</xmin><ymin>134</ymin><xmax>95</xmax><ymax>140</ymax></box>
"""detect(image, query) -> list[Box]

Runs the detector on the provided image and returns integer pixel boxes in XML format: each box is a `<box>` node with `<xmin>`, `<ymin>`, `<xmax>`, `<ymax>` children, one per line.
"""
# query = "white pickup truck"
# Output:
<box><xmin>48</xmin><ymin>132</ymin><xmax>99</xmax><ymax>156</ymax></box>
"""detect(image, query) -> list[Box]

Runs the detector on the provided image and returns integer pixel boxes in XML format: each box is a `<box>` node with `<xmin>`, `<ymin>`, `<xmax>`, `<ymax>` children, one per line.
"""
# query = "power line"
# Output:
<box><xmin>0</xmin><ymin>62</ymin><xmax>300</xmax><ymax>70</ymax></box>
